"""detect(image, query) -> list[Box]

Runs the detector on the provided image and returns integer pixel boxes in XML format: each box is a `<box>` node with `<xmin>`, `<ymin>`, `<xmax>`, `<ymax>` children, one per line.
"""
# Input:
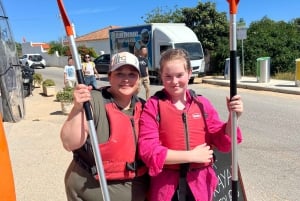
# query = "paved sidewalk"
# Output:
<box><xmin>4</xmin><ymin>87</ymin><xmax>71</xmax><ymax>201</ymax></box>
<box><xmin>198</xmin><ymin>76</ymin><xmax>300</xmax><ymax>95</ymax></box>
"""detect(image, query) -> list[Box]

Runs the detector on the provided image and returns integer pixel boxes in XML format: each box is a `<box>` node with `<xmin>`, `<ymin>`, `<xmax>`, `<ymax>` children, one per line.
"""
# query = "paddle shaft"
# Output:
<box><xmin>227</xmin><ymin>0</ymin><xmax>240</xmax><ymax>200</ymax></box>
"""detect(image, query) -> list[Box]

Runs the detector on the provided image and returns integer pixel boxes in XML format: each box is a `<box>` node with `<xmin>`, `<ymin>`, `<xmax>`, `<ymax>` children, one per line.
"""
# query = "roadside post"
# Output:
<box><xmin>295</xmin><ymin>58</ymin><xmax>300</xmax><ymax>87</ymax></box>
<box><xmin>56</xmin><ymin>1</ymin><xmax>110</xmax><ymax>201</ymax></box>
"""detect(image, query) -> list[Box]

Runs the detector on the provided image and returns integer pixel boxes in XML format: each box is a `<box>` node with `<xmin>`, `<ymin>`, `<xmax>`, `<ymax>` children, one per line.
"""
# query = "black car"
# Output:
<box><xmin>94</xmin><ymin>54</ymin><xmax>110</xmax><ymax>73</ymax></box>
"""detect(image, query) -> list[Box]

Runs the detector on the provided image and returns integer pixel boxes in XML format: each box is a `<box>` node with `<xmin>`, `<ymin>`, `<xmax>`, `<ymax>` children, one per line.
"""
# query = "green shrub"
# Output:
<box><xmin>42</xmin><ymin>79</ymin><xmax>55</xmax><ymax>87</ymax></box>
<box><xmin>33</xmin><ymin>73</ymin><xmax>43</xmax><ymax>85</ymax></box>
<box><xmin>56</xmin><ymin>87</ymin><xmax>74</xmax><ymax>102</ymax></box>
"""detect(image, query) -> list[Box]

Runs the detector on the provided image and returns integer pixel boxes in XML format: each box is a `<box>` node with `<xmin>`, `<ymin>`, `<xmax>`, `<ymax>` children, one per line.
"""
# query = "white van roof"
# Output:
<box><xmin>152</xmin><ymin>23</ymin><xmax>199</xmax><ymax>43</ymax></box>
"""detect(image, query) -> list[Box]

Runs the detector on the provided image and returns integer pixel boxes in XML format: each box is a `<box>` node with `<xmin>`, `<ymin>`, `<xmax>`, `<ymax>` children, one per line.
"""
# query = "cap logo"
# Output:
<box><xmin>113</xmin><ymin>54</ymin><xmax>128</xmax><ymax>65</ymax></box>
<box><xmin>110</xmin><ymin>52</ymin><xmax>140</xmax><ymax>73</ymax></box>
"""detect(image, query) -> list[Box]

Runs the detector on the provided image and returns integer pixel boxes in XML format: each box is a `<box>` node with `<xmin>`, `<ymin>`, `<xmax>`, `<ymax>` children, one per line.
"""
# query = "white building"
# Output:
<box><xmin>75</xmin><ymin>25</ymin><xmax>119</xmax><ymax>55</ymax></box>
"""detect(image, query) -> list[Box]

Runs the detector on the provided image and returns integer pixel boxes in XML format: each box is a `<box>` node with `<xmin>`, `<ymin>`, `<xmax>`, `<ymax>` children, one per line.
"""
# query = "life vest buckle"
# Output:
<box><xmin>126</xmin><ymin>162</ymin><xmax>137</xmax><ymax>171</ymax></box>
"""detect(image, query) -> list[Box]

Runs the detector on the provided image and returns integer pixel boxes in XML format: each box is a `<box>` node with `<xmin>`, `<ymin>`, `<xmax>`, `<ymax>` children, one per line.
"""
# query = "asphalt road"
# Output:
<box><xmin>188</xmin><ymin>85</ymin><xmax>300</xmax><ymax>201</ymax></box>
<box><xmin>4</xmin><ymin>67</ymin><xmax>300</xmax><ymax>201</ymax></box>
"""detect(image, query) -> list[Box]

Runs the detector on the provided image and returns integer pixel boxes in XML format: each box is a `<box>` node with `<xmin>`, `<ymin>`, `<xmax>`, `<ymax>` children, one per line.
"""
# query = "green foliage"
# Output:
<box><xmin>209</xmin><ymin>37</ymin><xmax>230</xmax><ymax>73</ymax></box>
<box><xmin>180</xmin><ymin>2</ymin><xmax>229</xmax><ymax>74</ymax></box>
<box><xmin>32</xmin><ymin>73</ymin><xmax>43</xmax><ymax>85</ymax></box>
<box><xmin>48</xmin><ymin>42</ymin><xmax>96</xmax><ymax>57</ymax></box>
<box><xmin>56</xmin><ymin>87</ymin><xmax>74</xmax><ymax>102</ymax></box>
<box><xmin>42</xmin><ymin>79</ymin><xmax>55</xmax><ymax>87</ymax></box>
<box><xmin>142</xmin><ymin>6</ymin><xmax>183</xmax><ymax>23</ymax></box>
<box><xmin>16</xmin><ymin>42</ymin><xmax>22</xmax><ymax>57</ymax></box>
<box><xmin>78</xmin><ymin>45</ymin><xmax>98</xmax><ymax>58</ymax></box>
<box><xmin>63</xmin><ymin>46</ymin><xmax>71</xmax><ymax>56</ymax></box>
<box><xmin>182</xmin><ymin>2</ymin><xmax>228</xmax><ymax>51</ymax></box>
<box><xmin>48</xmin><ymin>41</ymin><xmax>63</xmax><ymax>55</ymax></box>
<box><xmin>244</xmin><ymin>17</ymin><xmax>300</xmax><ymax>76</ymax></box>
<box><xmin>143</xmin><ymin>2</ymin><xmax>228</xmax><ymax>51</ymax></box>
<box><xmin>144</xmin><ymin>3</ymin><xmax>300</xmax><ymax>76</ymax></box>
<box><xmin>143</xmin><ymin>2</ymin><xmax>229</xmax><ymax>74</ymax></box>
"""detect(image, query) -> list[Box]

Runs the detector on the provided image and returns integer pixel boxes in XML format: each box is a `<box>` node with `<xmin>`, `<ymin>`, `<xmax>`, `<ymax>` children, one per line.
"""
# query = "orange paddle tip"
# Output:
<box><xmin>227</xmin><ymin>0</ymin><xmax>239</xmax><ymax>14</ymax></box>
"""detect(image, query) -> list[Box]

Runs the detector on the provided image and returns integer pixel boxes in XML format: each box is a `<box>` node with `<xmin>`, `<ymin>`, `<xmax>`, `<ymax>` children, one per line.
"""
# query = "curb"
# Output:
<box><xmin>200</xmin><ymin>77</ymin><xmax>300</xmax><ymax>95</ymax></box>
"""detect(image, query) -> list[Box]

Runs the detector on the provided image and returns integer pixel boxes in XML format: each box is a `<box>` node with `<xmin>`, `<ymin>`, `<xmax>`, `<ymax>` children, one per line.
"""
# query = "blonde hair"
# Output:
<box><xmin>159</xmin><ymin>48</ymin><xmax>191</xmax><ymax>74</ymax></box>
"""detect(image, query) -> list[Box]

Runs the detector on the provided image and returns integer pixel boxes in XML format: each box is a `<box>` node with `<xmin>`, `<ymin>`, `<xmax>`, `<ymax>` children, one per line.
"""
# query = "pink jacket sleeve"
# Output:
<box><xmin>197</xmin><ymin>96</ymin><xmax>243</xmax><ymax>152</ymax></box>
<box><xmin>138</xmin><ymin>97</ymin><xmax>168</xmax><ymax>176</ymax></box>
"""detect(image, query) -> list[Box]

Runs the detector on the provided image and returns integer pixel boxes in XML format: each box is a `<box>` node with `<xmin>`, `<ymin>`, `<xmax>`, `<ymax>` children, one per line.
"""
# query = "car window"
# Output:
<box><xmin>31</xmin><ymin>55</ymin><xmax>43</xmax><ymax>61</ymax></box>
<box><xmin>94</xmin><ymin>57</ymin><xmax>101</xmax><ymax>63</ymax></box>
<box><xmin>95</xmin><ymin>54</ymin><xmax>110</xmax><ymax>63</ymax></box>
<box><xmin>103</xmin><ymin>54</ymin><xmax>110</xmax><ymax>62</ymax></box>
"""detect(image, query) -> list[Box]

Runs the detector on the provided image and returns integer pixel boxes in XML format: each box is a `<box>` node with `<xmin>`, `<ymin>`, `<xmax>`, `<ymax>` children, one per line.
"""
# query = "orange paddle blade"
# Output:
<box><xmin>0</xmin><ymin>114</ymin><xmax>16</xmax><ymax>201</ymax></box>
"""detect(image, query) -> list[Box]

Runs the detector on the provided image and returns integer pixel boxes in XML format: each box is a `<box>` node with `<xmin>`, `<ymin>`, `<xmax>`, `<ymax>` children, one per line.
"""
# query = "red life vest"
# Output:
<box><xmin>99</xmin><ymin>101</ymin><xmax>147</xmax><ymax>180</ymax></box>
<box><xmin>73</xmin><ymin>90</ymin><xmax>147</xmax><ymax>181</ymax></box>
<box><xmin>157</xmin><ymin>91</ymin><xmax>212</xmax><ymax>170</ymax></box>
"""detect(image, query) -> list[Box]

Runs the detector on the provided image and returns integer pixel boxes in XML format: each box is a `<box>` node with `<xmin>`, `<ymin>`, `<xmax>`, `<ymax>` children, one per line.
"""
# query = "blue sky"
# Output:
<box><xmin>3</xmin><ymin>0</ymin><xmax>300</xmax><ymax>43</ymax></box>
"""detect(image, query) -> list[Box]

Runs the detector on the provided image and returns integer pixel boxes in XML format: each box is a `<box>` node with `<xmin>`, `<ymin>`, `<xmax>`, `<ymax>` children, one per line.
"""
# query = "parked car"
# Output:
<box><xmin>94</xmin><ymin>54</ymin><xmax>110</xmax><ymax>73</ymax></box>
<box><xmin>19</xmin><ymin>54</ymin><xmax>46</xmax><ymax>69</ymax></box>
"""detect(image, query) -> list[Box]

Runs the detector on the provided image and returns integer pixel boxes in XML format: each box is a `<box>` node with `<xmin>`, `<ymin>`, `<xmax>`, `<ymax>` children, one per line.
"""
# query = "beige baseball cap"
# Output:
<box><xmin>110</xmin><ymin>52</ymin><xmax>140</xmax><ymax>73</ymax></box>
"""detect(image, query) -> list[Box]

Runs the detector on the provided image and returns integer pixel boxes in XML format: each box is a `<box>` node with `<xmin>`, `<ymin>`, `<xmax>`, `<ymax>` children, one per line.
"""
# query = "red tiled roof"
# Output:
<box><xmin>75</xmin><ymin>25</ymin><xmax>120</xmax><ymax>42</ymax></box>
<box><xmin>31</xmin><ymin>43</ymin><xmax>50</xmax><ymax>50</ymax></box>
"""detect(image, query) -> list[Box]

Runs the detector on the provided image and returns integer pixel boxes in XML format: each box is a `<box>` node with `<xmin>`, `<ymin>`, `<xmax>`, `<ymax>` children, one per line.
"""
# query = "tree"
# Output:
<box><xmin>244</xmin><ymin>17</ymin><xmax>300</xmax><ymax>75</ymax></box>
<box><xmin>143</xmin><ymin>2</ymin><xmax>229</xmax><ymax>74</ymax></box>
<box><xmin>143</xmin><ymin>3</ymin><xmax>300</xmax><ymax>76</ymax></box>
<box><xmin>48</xmin><ymin>41</ymin><xmax>69</xmax><ymax>56</ymax></box>
<box><xmin>292</xmin><ymin>18</ymin><xmax>300</xmax><ymax>32</ymax></box>
<box><xmin>181</xmin><ymin>2</ymin><xmax>228</xmax><ymax>51</ymax></box>
<box><xmin>15</xmin><ymin>42</ymin><xmax>22</xmax><ymax>57</ymax></box>
<box><xmin>77</xmin><ymin>45</ymin><xmax>97</xmax><ymax>59</ymax></box>
<box><xmin>48</xmin><ymin>42</ymin><xmax>98</xmax><ymax>59</ymax></box>
<box><xmin>142</xmin><ymin>6</ymin><xmax>183</xmax><ymax>23</ymax></box>
<box><xmin>179</xmin><ymin>2</ymin><xmax>230</xmax><ymax>74</ymax></box>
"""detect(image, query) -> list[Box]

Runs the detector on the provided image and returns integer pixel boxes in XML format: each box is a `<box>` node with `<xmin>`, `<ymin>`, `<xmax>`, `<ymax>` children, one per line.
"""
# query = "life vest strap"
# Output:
<box><xmin>73</xmin><ymin>154</ymin><xmax>98</xmax><ymax>176</ymax></box>
<box><xmin>73</xmin><ymin>153</ymin><xmax>146</xmax><ymax>180</ymax></box>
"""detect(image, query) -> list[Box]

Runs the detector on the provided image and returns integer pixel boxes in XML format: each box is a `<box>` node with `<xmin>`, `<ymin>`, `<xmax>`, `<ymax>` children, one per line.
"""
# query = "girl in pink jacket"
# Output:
<box><xmin>138</xmin><ymin>48</ymin><xmax>243</xmax><ymax>201</ymax></box>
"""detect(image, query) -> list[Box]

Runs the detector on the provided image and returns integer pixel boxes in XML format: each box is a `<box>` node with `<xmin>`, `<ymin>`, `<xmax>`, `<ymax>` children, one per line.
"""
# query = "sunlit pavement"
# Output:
<box><xmin>197</xmin><ymin>76</ymin><xmax>300</xmax><ymax>95</ymax></box>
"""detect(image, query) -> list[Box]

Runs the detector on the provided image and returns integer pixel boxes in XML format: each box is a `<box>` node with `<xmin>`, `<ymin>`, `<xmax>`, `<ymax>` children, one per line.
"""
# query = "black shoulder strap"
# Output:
<box><xmin>154</xmin><ymin>90</ymin><xmax>166</xmax><ymax>122</ymax></box>
<box><xmin>188</xmin><ymin>89</ymin><xmax>201</xmax><ymax>99</ymax></box>
<box><xmin>131</xmin><ymin>94</ymin><xmax>145</xmax><ymax>108</ymax></box>
<box><xmin>188</xmin><ymin>89</ymin><xmax>208</xmax><ymax>120</ymax></box>
<box><xmin>155</xmin><ymin>89</ymin><xmax>201</xmax><ymax>99</ymax></box>
<box><xmin>154</xmin><ymin>90</ymin><xmax>167</xmax><ymax>100</ymax></box>
<box><xmin>138</xmin><ymin>97</ymin><xmax>146</xmax><ymax>107</ymax></box>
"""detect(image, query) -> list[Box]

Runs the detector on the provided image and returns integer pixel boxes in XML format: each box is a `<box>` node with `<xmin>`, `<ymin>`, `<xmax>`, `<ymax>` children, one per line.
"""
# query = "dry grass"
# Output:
<box><xmin>272</xmin><ymin>72</ymin><xmax>295</xmax><ymax>80</ymax></box>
